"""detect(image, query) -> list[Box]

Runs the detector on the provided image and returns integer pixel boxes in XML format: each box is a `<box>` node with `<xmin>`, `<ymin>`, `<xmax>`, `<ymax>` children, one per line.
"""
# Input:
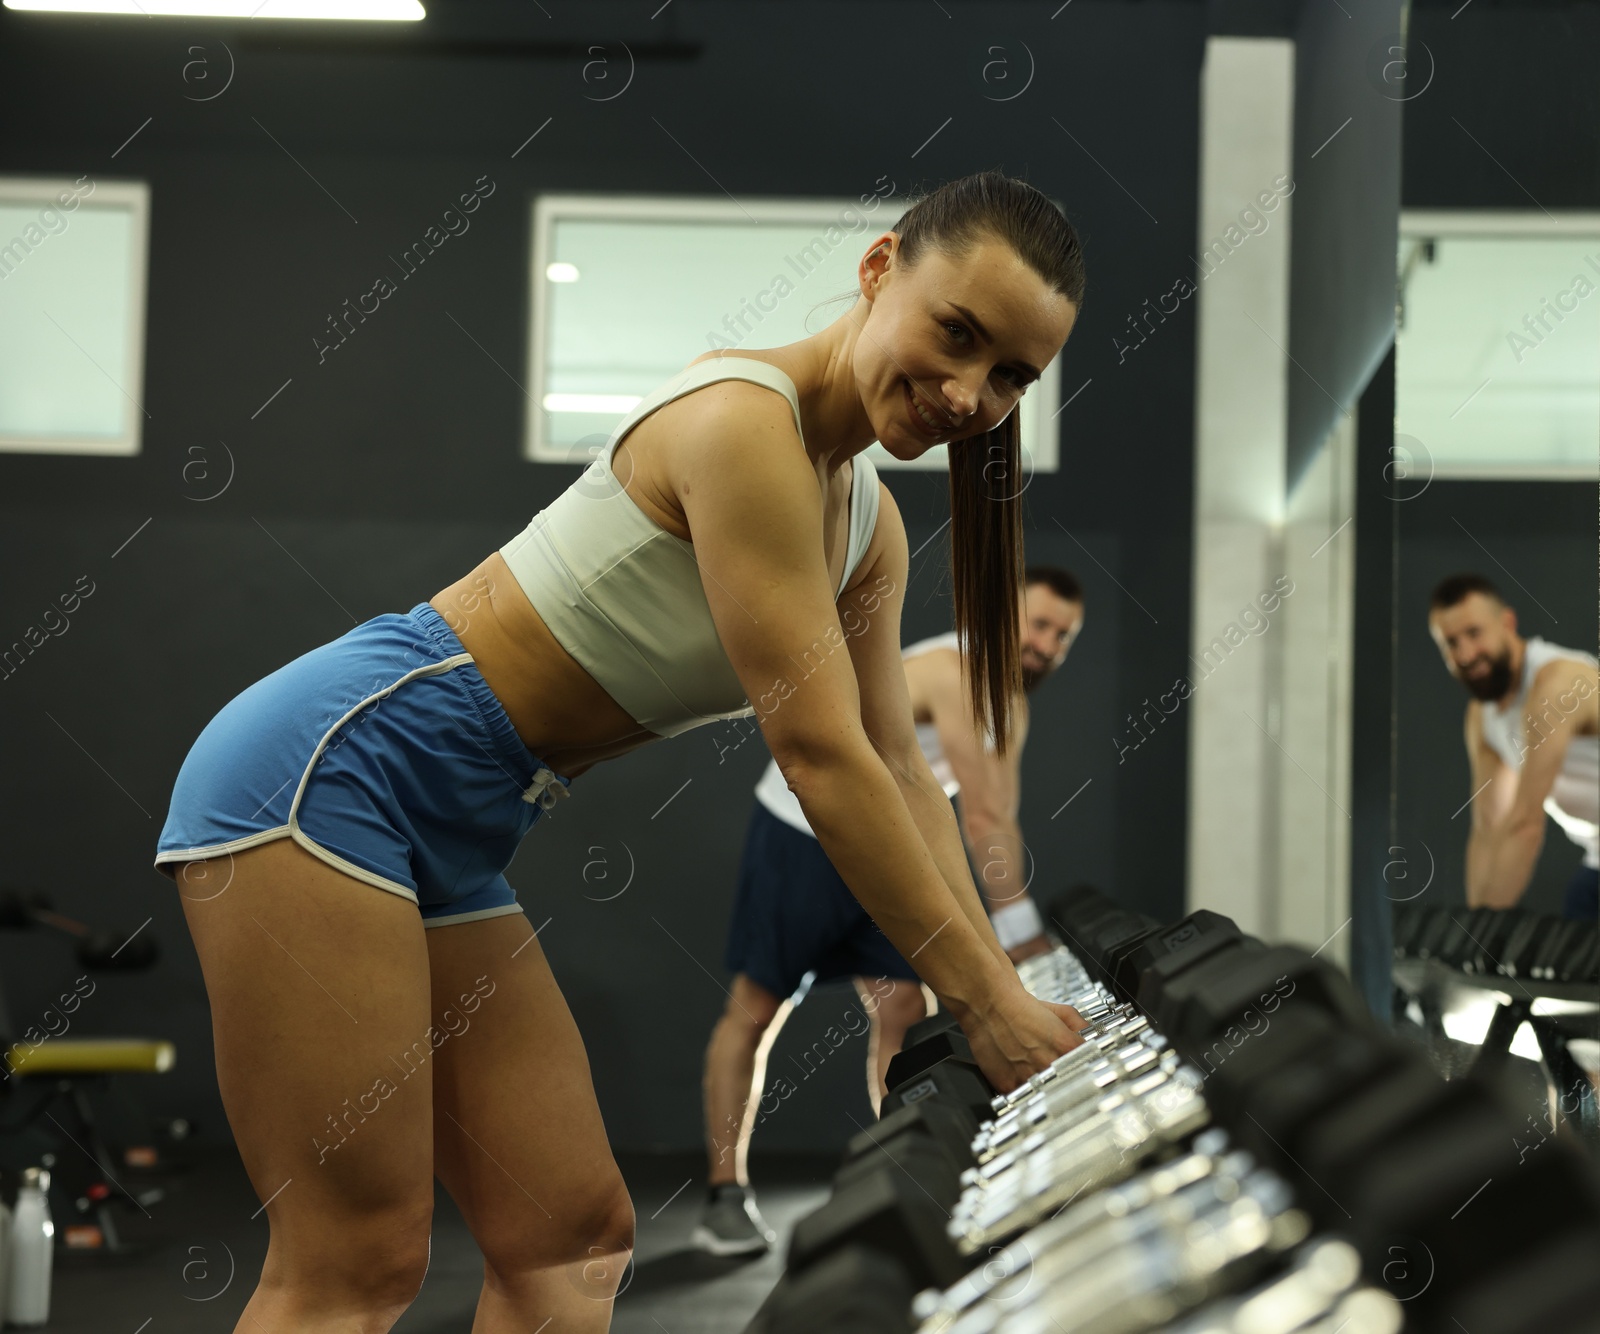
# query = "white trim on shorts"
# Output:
<box><xmin>158</xmin><ymin>651</ymin><xmax>531</xmax><ymax>926</ymax></box>
<box><xmin>420</xmin><ymin>903</ymin><xmax>528</xmax><ymax>929</ymax></box>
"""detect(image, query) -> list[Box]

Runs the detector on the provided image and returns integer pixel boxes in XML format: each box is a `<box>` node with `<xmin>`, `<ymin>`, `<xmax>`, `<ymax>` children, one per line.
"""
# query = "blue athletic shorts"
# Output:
<box><xmin>723</xmin><ymin>801</ymin><xmax>921</xmax><ymax>1001</ymax></box>
<box><xmin>153</xmin><ymin>602</ymin><xmax>572</xmax><ymax>928</ymax></box>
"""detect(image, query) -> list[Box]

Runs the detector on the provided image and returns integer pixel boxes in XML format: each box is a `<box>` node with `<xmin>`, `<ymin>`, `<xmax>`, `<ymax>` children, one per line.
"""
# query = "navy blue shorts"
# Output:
<box><xmin>723</xmin><ymin>802</ymin><xmax>920</xmax><ymax>1001</ymax></box>
<box><xmin>154</xmin><ymin>603</ymin><xmax>572</xmax><ymax>927</ymax></box>
<box><xmin>1564</xmin><ymin>865</ymin><xmax>1599</xmax><ymax>921</ymax></box>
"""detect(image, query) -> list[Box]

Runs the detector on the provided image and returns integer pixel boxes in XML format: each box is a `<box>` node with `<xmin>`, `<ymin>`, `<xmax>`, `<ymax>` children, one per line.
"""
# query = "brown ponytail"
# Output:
<box><xmin>894</xmin><ymin>171</ymin><xmax>1087</xmax><ymax>754</ymax></box>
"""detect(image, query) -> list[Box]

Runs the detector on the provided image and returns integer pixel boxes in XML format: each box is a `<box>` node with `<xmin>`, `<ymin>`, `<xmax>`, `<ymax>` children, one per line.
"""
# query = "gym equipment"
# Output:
<box><xmin>842</xmin><ymin>1098</ymin><xmax>977</xmax><ymax>1169</ymax></box>
<box><xmin>833</xmin><ymin>1131</ymin><xmax>964</xmax><ymax>1210</ymax></box>
<box><xmin>1153</xmin><ymin>1237</ymin><xmax>1403</xmax><ymax>1334</ymax></box>
<box><xmin>1392</xmin><ymin>903</ymin><xmax>1599</xmax><ymax>987</ymax></box>
<box><xmin>884</xmin><ymin>1026</ymin><xmax>975</xmax><ymax>1090</ymax></box>
<box><xmin>880</xmin><ymin>1055</ymin><xmax>997</xmax><ymax>1127</ymax></box>
<box><xmin>1111</xmin><ymin>908</ymin><xmax>1240</xmax><ymax>1003</ymax></box>
<box><xmin>1470</xmin><ymin>907</ymin><xmax>1511</xmax><ymax>971</ymax></box>
<box><xmin>1391</xmin><ymin>903</ymin><xmax>1600</xmax><ymax>1150</ymax></box>
<box><xmin>0</xmin><ymin>889</ymin><xmax>160</xmax><ymax>972</ymax></box>
<box><xmin>1547</xmin><ymin>919</ymin><xmax>1599</xmax><ymax>983</ymax></box>
<box><xmin>951</xmin><ymin>1050</ymin><xmax>1210</xmax><ymax>1251</ymax></box>
<box><xmin>1157</xmin><ymin>947</ymin><xmax>1373</xmax><ymax>1071</ymax></box>
<box><xmin>1039</xmin><ymin>884</ymin><xmax>1134</xmax><ymax>958</ymax></box>
<box><xmin>1135</xmin><ymin>932</ymin><xmax>1263</xmax><ymax>1019</ymax></box>
<box><xmin>1341</xmin><ymin>1085</ymin><xmax>1600</xmax><ymax>1327</ymax></box>
<box><xmin>1432</xmin><ymin>912</ymin><xmax>1475</xmax><ymax>969</ymax></box>
<box><xmin>0</xmin><ymin>888</ymin><xmax>173</xmax><ymax>1255</ymax></box>
<box><xmin>786</xmin><ymin>1160</ymin><xmax>969</xmax><ymax>1290</ymax></box>
<box><xmin>1412</xmin><ymin>906</ymin><xmax>1455</xmax><ymax>961</ymax></box>
<box><xmin>1434</xmin><ymin>1227</ymin><xmax>1600</xmax><ymax>1334</ymax></box>
<box><xmin>1391</xmin><ymin>902</ymin><xmax>1427</xmax><ymax>955</ymax></box>
<box><xmin>1200</xmin><ymin>1009</ymin><xmax>1413</xmax><ymax>1164</ymax></box>
<box><xmin>748</xmin><ymin>1243</ymin><xmax>918</xmax><ymax>1334</ymax></box>
<box><xmin>1076</xmin><ymin>910</ymin><xmax>1163</xmax><ymax>993</ymax></box>
<box><xmin>1498</xmin><ymin>910</ymin><xmax>1545</xmax><ymax>977</ymax></box>
<box><xmin>749</xmin><ymin>904</ymin><xmax>1600</xmax><ymax>1334</ymax></box>
<box><xmin>900</xmin><ymin>1008</ymin><xmax>965</xmax><ymax>1049</ymax></box>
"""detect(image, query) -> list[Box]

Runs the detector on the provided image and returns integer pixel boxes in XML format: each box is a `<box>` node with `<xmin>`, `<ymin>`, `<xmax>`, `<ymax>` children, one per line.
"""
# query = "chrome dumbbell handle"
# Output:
<box><xmin>921</xmin><ymin>1141</ymin><xmax>1233</xmax><ymax>1325</ymax></box>
<box><xmin>985</xmin><ymin>1205</ymin><xmax>1263</xmax><ymax>1334</ymax></box>
<box><xmin>991</xmin><ymin>1182</ymin><xmax>1309</xmax><ymax>1334</ymax></box>
<box><xmin>956</xmin><ymin>1076</ymin><xmax>1212</xmax><ymax>1249</ymax></box>
<box><xmin>974</xmin><ymin>1176</ymin><xmax>1251</xmax><ymax>1317</ymax></box>
<box><xmin>987</xmin><ymin>1013</ymin><xmax>1150</xmax><ymax>1114</ymax></box>
<box><xmin>1135</xmin><ymin>1237</ymin><xmax>1392</xmax><ymax>1334</ymax></box>
<box><xmin>973</xmin><ymin>1057</ymin><xmax>1184</xmax><ymax>1185</ymax></box>
<box><xmin>975</xmin><ymin>1043</ymin><xmax>1164</xmax><ymax>1161</ymax></box>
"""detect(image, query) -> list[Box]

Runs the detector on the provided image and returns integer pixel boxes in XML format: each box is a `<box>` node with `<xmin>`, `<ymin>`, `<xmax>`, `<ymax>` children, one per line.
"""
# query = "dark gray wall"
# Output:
<box><xmin>0</xmin><ymin>1</ymin><xmax>1204</xmax><ymax>1153</ymax></box>
<box><xmin>1285</xmin><ymin>0</ymin><xmax>1404</xmax><ymax>491</ymax></box>
<box><xmin>1350</xmin><ymin>348</ymin><xmax>1400</xmax><ymax>1016</ymax></box>
<box><xmin>1403</xmin><ymin>0</ymin><xmax>1600</xmax><ymax>211</ymax></box>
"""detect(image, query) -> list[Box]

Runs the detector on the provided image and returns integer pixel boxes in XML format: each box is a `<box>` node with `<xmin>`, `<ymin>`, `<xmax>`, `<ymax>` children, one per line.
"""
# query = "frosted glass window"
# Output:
<box><xmin>1397</xmin><ymin>212</ymin><xmax>1600</xmax><ymax>480</ymax></box>
<box><xmin>0</xmin><ymin>176</ymin><xmax>149</xmax><ymax>456</ymax></box>
<box><xmin>526</xmin><ymin>194</ymin><xmax>1063</xmax><ymax>475</ymax></box>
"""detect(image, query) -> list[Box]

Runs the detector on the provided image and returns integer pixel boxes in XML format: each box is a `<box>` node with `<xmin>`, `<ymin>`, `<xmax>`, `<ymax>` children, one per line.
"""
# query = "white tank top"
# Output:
<box><xmin>1479</xmin><ymin>636</ymin><xmax>1600</xmax><ymax>869</ymax></box>
<box><xmin>497</xmin><ymin>357</ymin><xmax>880</xmax><ymax>740</ymax></box>
<box><xmin>754</xmin><ymin>631</ymin><xmax>982</xmax><ymax>837</ymax></box>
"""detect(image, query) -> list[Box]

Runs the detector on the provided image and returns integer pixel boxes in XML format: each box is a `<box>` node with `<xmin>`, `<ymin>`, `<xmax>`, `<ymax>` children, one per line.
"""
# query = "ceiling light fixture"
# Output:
<box><xmin>4</xmin><ymin>1</ymin><xmax>424</xmax><ymax>20</ymax></box>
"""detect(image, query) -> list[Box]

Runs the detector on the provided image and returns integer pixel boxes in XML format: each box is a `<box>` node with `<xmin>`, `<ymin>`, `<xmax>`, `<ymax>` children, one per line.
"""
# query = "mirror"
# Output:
<box><xmin>524</xmin><ymin>192</ymin><xmax>1064</xmax><ymax>476</ymax></box>
<box><xmin>1390</xmin><ymin>209</ymin><xmax>1600</xmax><ymax>1129</ymax></box>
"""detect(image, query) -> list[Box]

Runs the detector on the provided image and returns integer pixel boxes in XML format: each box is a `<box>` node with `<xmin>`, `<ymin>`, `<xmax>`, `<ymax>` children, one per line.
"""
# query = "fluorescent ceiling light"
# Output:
<box><xmin>545</xmin><ymin>262</ymin><xmax>580</xmax><ymax>283</ymax></box>
<box><xmin>4</xmin><ymin>1</ymin><xmax>424</xmax><ymax>18</ymax></box>
<box><xmin>543</xmin><ymin>393</ymin><xmax>641</xmax><ymax>414</ymax></box>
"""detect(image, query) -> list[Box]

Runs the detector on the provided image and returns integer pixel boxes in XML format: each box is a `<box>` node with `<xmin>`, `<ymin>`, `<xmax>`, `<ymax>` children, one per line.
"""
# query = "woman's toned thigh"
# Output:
<box><xmin>174</xmin><ymin>838</ymin><xmax>437</xmax><ymax>1286</ymax></box>
<box><xmin>424</xmin><ymin>913</ymin><xmax>634</xmax><ymax>1283</ymax></box>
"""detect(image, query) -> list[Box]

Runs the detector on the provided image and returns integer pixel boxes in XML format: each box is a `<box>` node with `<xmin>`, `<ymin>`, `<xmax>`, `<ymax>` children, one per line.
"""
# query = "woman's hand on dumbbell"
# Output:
<box><xmin>945</xmin><ymin>979</ymin><xmax>1086</xmax><ymax>1095</ymax></box>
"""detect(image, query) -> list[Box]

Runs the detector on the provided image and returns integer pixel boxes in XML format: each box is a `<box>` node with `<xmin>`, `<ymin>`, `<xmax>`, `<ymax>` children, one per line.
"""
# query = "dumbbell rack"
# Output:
<box><xmin>1391</xmin><ymin>902</ymin><xmax>1600</xmax><ymax>1141</ymax></box>
<box><xmin>744</xmin><ymin>891</ymin><xmax>1600</xmax><ymax>1334</ymax></box>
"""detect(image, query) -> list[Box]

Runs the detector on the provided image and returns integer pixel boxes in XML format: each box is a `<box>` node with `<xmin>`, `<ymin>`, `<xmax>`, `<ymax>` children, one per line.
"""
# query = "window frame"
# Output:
<box><xmin>524</xmin><ymin>192</ymin><xmax>1063</xmax><ymax>477</ymax></box>
<box><xmin>0</xmin><ymin>174</ymin><xmax>150</xmax><ymax>457</ymax></box>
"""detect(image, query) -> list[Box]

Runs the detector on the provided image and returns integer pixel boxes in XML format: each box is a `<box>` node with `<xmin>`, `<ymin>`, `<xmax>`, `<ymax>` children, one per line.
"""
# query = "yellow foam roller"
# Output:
<box><xmin>6</xmin><ymin>1038</ymin><xmax>175</xmax><ymax>1076</ymax></box>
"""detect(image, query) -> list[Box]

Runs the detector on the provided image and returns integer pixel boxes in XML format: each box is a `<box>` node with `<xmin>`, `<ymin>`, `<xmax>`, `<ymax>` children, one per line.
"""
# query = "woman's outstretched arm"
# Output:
<box><xmin>674</xmin><ymin>385</ymin><xmax>1082</xmax><ymax>1091</ymax></box>
<box><xmin>835</xmin><ymin>481</ymin><xmax>1015</xmax><ymax>974</ymax></box>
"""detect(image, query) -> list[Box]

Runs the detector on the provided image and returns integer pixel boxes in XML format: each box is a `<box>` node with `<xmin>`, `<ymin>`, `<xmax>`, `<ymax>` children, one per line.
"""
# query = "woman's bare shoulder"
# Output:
<box><xmin>654</xmin><ymin>353</ymin><xmax>804</xmax><ymax>453</ymax></box>
<box><xmin>626</xmin><ymin>355</ymin><xmax>810</xmax><ymax>530</ymax></box>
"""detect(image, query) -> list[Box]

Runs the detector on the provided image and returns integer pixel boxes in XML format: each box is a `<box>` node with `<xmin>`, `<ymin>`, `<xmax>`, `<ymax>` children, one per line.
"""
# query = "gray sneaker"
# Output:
<box><xmin>691</xmin><ymin>1186</ymin><xmax>777</xmax><ymax>1256</ymax></box>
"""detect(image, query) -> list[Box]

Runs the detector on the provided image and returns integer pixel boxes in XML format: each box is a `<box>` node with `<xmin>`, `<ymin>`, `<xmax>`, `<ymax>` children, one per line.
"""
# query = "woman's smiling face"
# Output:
<box><xmin>854</xmin><ymin>232</ymin><xmax>1078</xmax><ymax>461</ymax></box>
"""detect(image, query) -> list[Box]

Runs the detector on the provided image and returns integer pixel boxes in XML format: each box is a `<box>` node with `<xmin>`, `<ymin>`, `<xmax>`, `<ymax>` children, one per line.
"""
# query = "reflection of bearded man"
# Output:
<box><xmin>1428</xmin><ymin>573</ymin><xmax>1600</xmax><ymax>920</ymax></box>
<box><xmin>1451</xmin><ymin>638</ymin><xmax>1517</xmax><ymax>703</ymax></box>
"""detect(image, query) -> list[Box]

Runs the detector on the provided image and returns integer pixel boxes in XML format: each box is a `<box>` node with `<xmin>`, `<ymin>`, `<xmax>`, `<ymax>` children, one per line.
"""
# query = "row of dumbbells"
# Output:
<box><xmin>1392</xmin><ymin>902</ymin><xmax>1600</xmax><ymax>984</ymax></box>
<box><xmin>1030</xmin><ymin>888</ymin><xmax>1600</xmax><ymax>1333</ymax></box>
<box><xmin>915</xmin><ymin>946</ymin><xmax>1399</xmax><ymax>1334</ymax></box>
<box><xmin>951</xmin><ymin>951</ymin><xmax>1210</xmax><ymax>1250</ymax></box>
<box><xmin>745</xmin><ymin>887</ymin><xmax>1600</xmax><ymax>1334</ymax></box>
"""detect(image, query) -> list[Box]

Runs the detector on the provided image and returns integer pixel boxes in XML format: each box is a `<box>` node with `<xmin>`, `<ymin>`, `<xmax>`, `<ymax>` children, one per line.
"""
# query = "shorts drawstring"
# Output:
<box><xmin>521</xmin><ymin>765</ymin><xmax>570</xmax><ymax>811</ymax></box>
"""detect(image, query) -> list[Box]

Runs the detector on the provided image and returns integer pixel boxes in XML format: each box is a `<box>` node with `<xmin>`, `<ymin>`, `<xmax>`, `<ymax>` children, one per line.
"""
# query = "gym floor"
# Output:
<box><xmin>48</xmin><ymin>1147</ymin><xmax>831</xmax><ymax>1332</ymax></box>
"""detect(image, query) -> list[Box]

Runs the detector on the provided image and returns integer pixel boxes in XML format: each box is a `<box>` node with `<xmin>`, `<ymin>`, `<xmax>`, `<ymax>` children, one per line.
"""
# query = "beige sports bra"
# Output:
<box><xmin>498</xmin><ymin>357</ymin><xmax>881</xmax><ymax>740</ymax></box>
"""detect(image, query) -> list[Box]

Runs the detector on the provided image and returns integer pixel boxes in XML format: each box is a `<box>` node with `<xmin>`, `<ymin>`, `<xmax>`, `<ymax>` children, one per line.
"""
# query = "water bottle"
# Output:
<box><xmin>6</xmin><ymin>1167</ymin><xmax>52</xmax><ymax>1327</ymax></box>
<box><xmin>0</xmin><ymin>1181</ymin><xmax>13</xmax><ymax>1317</ymax></box>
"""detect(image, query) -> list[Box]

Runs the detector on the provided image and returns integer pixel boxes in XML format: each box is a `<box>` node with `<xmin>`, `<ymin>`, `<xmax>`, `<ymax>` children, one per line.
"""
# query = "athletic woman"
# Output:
<box><xmin>153</xmin><ymin>170</ymin><xmax>1087</xmax><ymax>1333</ymax></box>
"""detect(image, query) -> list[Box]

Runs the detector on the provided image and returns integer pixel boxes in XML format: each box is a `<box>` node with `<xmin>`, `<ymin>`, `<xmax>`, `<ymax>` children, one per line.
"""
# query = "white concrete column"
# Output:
<box><xmin>1278</xmin><ymin>413</ymin><xmax>1357</xmax><ymax>965</ymax></box>
<box><xmin>1186</xmin><ymin>38</ymin><xmax>1295</xmax><ymax>934</ymax></box>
